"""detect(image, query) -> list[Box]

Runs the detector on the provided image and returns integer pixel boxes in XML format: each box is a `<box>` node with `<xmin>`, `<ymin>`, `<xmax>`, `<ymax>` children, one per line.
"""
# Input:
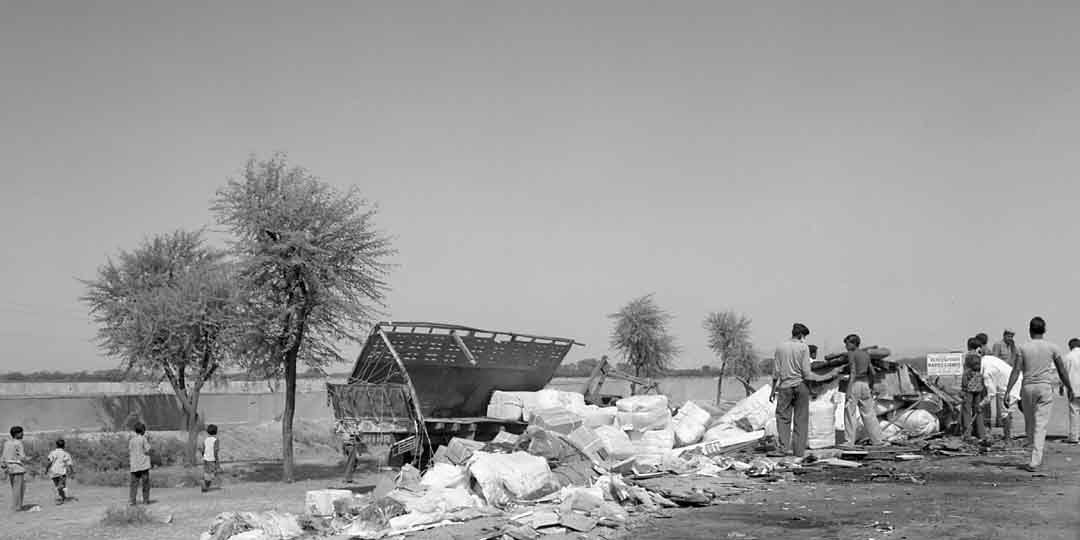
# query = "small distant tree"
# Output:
<box><xmin>703</xmin><ymin>310</ymin><xmax>758</xmax><ymax>402</ymax></box>
<box><xmin>213</xmin><ymin>153</ymin><xmax>394</xmax><ymax>482</ymax></box>
<box><xmin>609</xmin><ymin>294</ymin><xmax>680</xmax><ymax>392</ymax></box>
<box><xmin>82</xmin><ymin>230</ymin><xmax>240</xmax><ymax>464</ymax></box>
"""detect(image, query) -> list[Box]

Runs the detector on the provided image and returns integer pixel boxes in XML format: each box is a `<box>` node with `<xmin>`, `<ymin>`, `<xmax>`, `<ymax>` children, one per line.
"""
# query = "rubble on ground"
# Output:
<box><xmin>199</xmin><ymin>363</ymin><xmax>987</xmax><ymax>540</ymax></box>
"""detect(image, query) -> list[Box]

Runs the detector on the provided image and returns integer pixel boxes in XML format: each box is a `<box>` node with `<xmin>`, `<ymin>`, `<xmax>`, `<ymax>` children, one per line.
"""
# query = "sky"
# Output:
<box><xmin>2</xmin><ymin>2</ymin><xmax>1079</xmax><ymax>372</ymax></box>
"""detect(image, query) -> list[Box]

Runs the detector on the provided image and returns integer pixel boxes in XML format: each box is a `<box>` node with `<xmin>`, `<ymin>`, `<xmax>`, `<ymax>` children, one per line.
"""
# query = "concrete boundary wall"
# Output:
<box><xmin>0</xmin><ymin>378</ymin><xmax>348</xmax><ymax>397</ymax></box>
<box><xmin>0</xmin><ymin>392</ymin><xmax>334</xmax><ymax>432</ymax></box>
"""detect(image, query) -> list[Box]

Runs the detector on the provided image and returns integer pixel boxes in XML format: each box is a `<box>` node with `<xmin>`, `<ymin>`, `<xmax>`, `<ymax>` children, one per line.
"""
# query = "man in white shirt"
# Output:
<box><xmin>981</xmin><ymin>354</ymin><xmax>1020</xmax><ymax>441</ymax></box>
<box><xmin>1065</xmin><ymin>338</ymin><xmax>1080</xmax><ymax>444</ymax></box>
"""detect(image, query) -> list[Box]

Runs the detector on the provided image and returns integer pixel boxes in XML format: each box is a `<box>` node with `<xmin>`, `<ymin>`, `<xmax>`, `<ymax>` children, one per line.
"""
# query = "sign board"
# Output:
<box><xmin>926</xmin><ymin>353</ymin><xmax>963</xmax><ymax>376</ymax></box>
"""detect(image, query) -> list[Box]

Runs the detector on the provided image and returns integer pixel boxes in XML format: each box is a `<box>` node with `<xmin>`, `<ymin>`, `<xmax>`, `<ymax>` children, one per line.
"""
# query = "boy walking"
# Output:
<box><xmin>201</xmin><ymin>424</ymin><xmax>220</xmax><ymax>492</ymax></box>
<box><xmin>961</xmin><ymin>337</ymin><xmax>987</xmax><ymax>440</ymax></box>
<box><xmin>46</xmin><ymin>439</ymin><xmax>74</xmax><ymax>505</ymax></box>
<box><xmin>2</xmin><ymin>426</ymin><xmax>26</xmax><ymax>512</ymax></box>
<box><xmin>129</xmin><ymin>422</ymin><xmax>151</xmax><ymax>506</ymax></box>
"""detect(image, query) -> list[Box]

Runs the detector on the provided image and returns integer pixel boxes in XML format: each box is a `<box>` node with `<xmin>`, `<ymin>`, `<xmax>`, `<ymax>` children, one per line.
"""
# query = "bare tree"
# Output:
<box><xmin>213</xmin><ymin>153</ymin><xmax>394</xmax><ymax>482</ymax></box>
<box><xmin>703</xmin><ymin>310</ymin><xmax>757</xmax><ymax>402</ymax></box>
<box><xmin>82</xmin><ymin>231</ymin><xmax>239</xmax><ymax>464</ymax></box>
<box><xmin>609</xmin><ymin>294</ymin><xmax>680</xmax><ymax>391</ymax></box>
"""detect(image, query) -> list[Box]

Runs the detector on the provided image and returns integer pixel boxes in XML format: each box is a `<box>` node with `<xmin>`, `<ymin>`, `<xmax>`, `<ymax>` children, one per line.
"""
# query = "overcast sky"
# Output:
<box><xmin>2</xmin><ymin>2</ymin><xmax>1079</xmax><ymax>372</ymax></box>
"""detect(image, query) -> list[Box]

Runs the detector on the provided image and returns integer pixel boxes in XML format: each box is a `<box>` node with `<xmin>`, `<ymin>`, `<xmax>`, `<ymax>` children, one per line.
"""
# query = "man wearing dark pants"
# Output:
<box><xmin>770</xmin><ymin>323</ymin><xmax>842</xmax><ymax>457</ymax></box>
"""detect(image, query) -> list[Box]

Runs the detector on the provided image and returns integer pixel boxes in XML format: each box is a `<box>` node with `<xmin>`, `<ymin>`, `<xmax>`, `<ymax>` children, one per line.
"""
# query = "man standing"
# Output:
<box><xmin>770</xmin><ymin>323</ymin><xmax>842</xmax><ymax>457</ymax></box>
<box><xmin>981</xmin><ymin>352</ymin><xmax>1020</xmax><ymax>442</ymax></box>
<box><xmin>992</xmin><ymin>329</ymin><xmax>1020</xmax><ymax>368</ymax></box>
<box><xmin>1003</xmin><ymin>317</ymin><xmax>1075</xmax><ymax>472</ymax></box>
<box><xmin>844</xmin><ymin>334</ymin><xmax>884</xmax><ymax>446</ymax></box>
<box><xmin>1064</xmin><ymin>338</ymin><xmax>1080</xmax><ymax>444</ymax></box>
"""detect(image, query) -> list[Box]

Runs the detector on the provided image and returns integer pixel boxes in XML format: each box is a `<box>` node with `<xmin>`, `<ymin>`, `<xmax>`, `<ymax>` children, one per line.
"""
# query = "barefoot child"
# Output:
<box><xmin>2</xmin><ymin>426</ymin><xmax>26</xmax><ymax>512</ymax></box>
<box><xmin>128</xmin><ymin>422</ymin><xmax>151</xmax><ymax>506</ymax></box>
<box><xmin>46</xmin><ymin>439</ymin><xmax>74</xmax><ymax>504</ymax></box>
<box><xmin>201</xmin><ymin>424</ymin><xmax>220</xmax><ymax>492</ymax></box>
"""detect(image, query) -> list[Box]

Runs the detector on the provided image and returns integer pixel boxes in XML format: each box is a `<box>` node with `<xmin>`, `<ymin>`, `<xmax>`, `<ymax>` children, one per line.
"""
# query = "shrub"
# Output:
<box><xmin>101</xmin><ymin>505</ymin><xmax>156</xmax><ymax>526</ymax></box>
<box><xmin>20</xmin><ymin>433</ymin><xmax>187</xmax><ymax>477</ymax></box>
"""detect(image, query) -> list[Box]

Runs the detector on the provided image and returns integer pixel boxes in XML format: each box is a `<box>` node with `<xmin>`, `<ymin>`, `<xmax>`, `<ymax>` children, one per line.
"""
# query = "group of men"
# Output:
<box><xmin>769</xmin><ymin>318</ymin><xmax>1080</xmax><ymax>472</ymax></box>
<box><xmin>960</xmin><ymin>319</ymin><xmax>1080</xmax><ymax>471</ymax></box>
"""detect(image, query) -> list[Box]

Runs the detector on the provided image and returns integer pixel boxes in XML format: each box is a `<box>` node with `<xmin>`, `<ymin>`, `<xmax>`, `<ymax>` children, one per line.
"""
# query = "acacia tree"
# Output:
<box><xmin>608</xmin><ymin>294</ymin><xmax>680</xmax><ymax>391</ymax></box>
<box><xmin>82</xmin><ymin>230</ymin><xmax>239</xmax><ymax>464</ymax></box>
<box><xmin>213</xmin><ymin>154</ymin><xmax>394</xmax><ymax>482</ymax></box>
<box><xmin>703</xmin><ymin>310</ymin><xmax>758</xmax><ymax>402</ymax></box>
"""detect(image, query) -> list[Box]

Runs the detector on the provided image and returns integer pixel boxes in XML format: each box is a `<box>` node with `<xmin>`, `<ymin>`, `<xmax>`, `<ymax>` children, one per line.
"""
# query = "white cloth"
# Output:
<box><xmin>1065</xmin><ymin>348</ymin><xmax>1080</xmax><ymax>396</ymax></box>
<box><xmin>982</xmin><ymin>355</ymin><xmax>1021</xmax><ymax>402</ymax></box>
<box><xmin>203</xmin><ymin>436</ymin><xmax>218</xmax><ymax>462</ymax></box>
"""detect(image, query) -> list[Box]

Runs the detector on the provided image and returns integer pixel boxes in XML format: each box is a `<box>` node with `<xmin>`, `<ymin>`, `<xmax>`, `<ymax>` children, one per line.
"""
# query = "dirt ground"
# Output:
<box><xmin>630</xmin><ymin>439</ymin><xmax>1080</xmax><ymax>540</ymax></box>
<box><xmin>4</xmin><ymin>399</ymin><xmax>1080</xmax><ymax>540</ymax></box>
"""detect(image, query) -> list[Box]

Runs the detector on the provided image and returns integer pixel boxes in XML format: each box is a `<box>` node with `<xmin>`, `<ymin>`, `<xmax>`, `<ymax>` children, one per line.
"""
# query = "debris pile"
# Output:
<box><xmin>200</xmin><ymin>360</ymin><xmax>965</xmax><ymax>539</ymax></box>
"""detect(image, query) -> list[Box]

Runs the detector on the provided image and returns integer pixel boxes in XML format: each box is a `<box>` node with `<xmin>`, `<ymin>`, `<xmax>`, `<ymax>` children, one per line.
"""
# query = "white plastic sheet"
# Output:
<box><xmin>420</xmin><ymin>462</ymin><xmax>469</xmax><ymax>490</ymax></box>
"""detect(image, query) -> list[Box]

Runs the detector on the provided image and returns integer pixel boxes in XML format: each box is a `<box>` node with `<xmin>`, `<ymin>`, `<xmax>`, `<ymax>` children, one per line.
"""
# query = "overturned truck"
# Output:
<box><xmin>327</xmin><ymin>321</ymin><xmax>582</xmax><ymax>465</ymax></box>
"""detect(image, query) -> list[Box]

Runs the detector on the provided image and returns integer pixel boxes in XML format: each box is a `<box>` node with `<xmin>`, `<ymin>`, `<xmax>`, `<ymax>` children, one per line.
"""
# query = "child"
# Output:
<box><xmin>2</xmin><ymin>426</ymin><xmax>26</xmax><ymax>512</ymax></box>
<box><xmin>46</xmin><ymin>439</ymin><xmax>74</xmax><ymax>505</ymax></box>
<box><xmin>201</xmin><ymin>424</ymin><xmax>220</xmax><ymax>493</ymax></box>
<box><xmin>128</xmin><ymin>422</ymin><xmax>151</xmax><ymax>506</ymax></box>
<box><xmin>961</xmin><ymin>337</ymin><xmax>987</xmax><ymax>440</ymax></box>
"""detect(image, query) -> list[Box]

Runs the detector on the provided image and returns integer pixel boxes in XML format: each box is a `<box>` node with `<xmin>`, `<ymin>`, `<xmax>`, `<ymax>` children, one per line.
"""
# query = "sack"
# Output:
<box><xmin>526</xmin><ymin>390</ymin><xmax>587</xmax><ymax>421</ymax></box>
<box><xmin>467</xmin><ymin>451</ymin><xmax>552</xmax><ymax>508</ymax></box>
<box><xmin>566</xmin><ymin>426</ymin><xmax>609</xmax><ymax>462</ymax></box>
<box><xmin>420</xmin><ymin>462</ymin><xmax>468</xmax><ymax>490</ymax></box>
<box><xmin>891</xmin><ymin>409</ymin><xmax>939</xmax><ymax>436</ymax></box>
<box><xmin>631</xmin><ymin>428</ymin><xmax>675</xmax><ymax>458</ymax></box>
<box><xmin>807</xmin><ymin>395</ymin><xmax>837</xmax><ymax>449</ymax></box>
<box><xmin>616</xmin><ymin>394</ymin><xmax>669</xmax><ymax>413</ymax></box>
<box><xmin>531</xmin><ymin>407</ymin><xmax>584</xmax><ymax>435</ymax></box>
<box><xmin>580</xmin><ymin>405</ymin><xmax>618</xmax><ymax>428</ymax></box>
<box><xmin>304</xmin><ymin>489</ymin><xmax>354</xmax><ymax>517</ymax></box>
<box><xmin>487</xmin><ymin>391</ymin><xmax>541</xmax><ymax>421</ymax></box>
<box><xmin>593</xmin><ymin>425</ymin><xmax>635</xmax><ymax>459</ymax></box>
<box><xmin>672</xmin><ymin>401</ymin><xmax>711</xmax><ymax>447</ymax></box>
<box><xmin>616</xmin><ymin>409</ymin><xmax>672</xmax><ymax>432</ymax></box>
<box><xmin>715</xmin><ymin>385</ymin><xmax>774</xmax><ymax>431</ymax></box>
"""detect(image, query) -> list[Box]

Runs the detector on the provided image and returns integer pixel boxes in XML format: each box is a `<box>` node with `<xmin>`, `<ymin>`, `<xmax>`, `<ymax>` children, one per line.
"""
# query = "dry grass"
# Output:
<box><xmin>100</xmin><ymin>505</ymin><xmax>156</xmax><ymax>526</ymax></box>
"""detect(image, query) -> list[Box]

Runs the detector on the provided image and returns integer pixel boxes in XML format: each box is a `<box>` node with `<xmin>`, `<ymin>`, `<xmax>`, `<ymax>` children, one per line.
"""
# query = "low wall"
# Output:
<box><xmin>0</xmin><ymin>392</ymin><xmax>335</xmax><ymax>432</ymax></box>
<box><xmin>0</xmin><ymin>378</ymin><xmax>345</xmax><ymax>397</ymax></box>
<box><xmin>1</xmin><ymin>375</ymin><xmax>754</xmax><ymax>432</ymax></box>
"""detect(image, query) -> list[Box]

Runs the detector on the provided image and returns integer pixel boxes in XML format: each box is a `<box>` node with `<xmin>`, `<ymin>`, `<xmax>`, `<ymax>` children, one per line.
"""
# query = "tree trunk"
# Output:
<box><xmin>738</xmin><ymin>377</ymin><xmax>755</xmax><ymax>397</ymax></box>
<box><xmin>282</xmin><ymin>353</ymin><xmax>298</xmax><ymax>483</ymax></box>
<box><xmin>715</xmin><ymin>360</ymin><xmax>725</xmax><ymax>406</ymax></box>
<box><xmin>185</xmin><ymin>389</ymin><xmax>202</xmax><ymax>465</ymax></box>
<box><xmin>185</xmin><ymin>407</ymin><xmax>200</xmax><ymax>466</ymax></box>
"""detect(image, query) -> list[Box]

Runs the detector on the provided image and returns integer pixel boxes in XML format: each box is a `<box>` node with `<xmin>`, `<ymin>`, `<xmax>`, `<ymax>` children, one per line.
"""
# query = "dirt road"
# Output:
<box><xmin>630</xmin><ymin>440</ymin><xmax>1080</xmax><ymax>540</ymax></box>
